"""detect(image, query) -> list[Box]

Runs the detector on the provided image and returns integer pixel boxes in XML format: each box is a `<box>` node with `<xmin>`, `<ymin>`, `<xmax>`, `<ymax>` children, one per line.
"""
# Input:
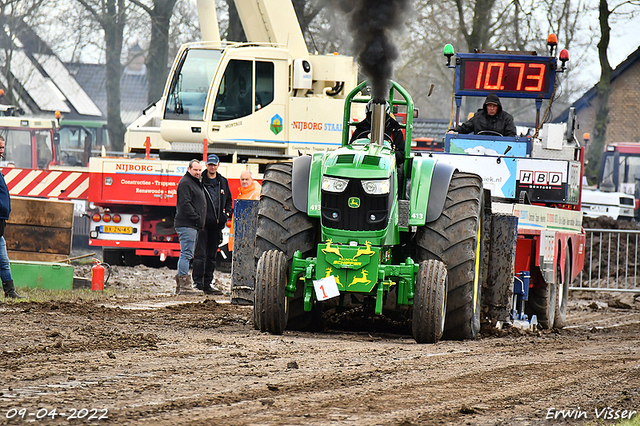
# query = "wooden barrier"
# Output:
<box><xmin>6</xmin><ymin>196</ymin><xmax>74</xmax><ymax>262</ymax></box>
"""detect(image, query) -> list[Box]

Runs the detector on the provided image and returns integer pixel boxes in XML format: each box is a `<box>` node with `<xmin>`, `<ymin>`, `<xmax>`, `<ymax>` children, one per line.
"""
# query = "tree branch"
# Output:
<box><xmin>129</xmin><ymin>0</ymin><xmax>152</xmax><ymax>16</ymax></box>
<box><xmin>76</xmin><ymin>0</ymin><xmax>104</xmax><ymax>27</ymax></box>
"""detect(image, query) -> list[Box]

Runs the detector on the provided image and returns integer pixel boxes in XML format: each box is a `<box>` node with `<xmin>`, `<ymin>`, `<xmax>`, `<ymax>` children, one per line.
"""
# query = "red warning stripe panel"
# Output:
<box><xmin>1</xmin><ymin>168</ymin><xmax>89</xmax><ymax>200</ymax></box>
<box><xmin>46</xmin><ymin>172</ymin><xmax>90</xmax><ymax>200</ymax></box>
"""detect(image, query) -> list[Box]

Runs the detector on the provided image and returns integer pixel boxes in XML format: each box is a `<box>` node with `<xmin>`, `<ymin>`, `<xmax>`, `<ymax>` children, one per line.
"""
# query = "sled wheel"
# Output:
<box><xmin>412</xmin><ymin>260</ymin><xmax>448</xmax><ymax>344</ymax></box>
<box><xmin>483</xmin><ymin>214</ymin><xmax>518</xmax><ymax>324</ymax></box>
<box><xmin>254</xmin><ymin>250</ymin><xmax>288</xmax><ymax>334</ymax></box>
<box><xmin>554</xmin><ymin>249</ymin><xmax>571</xmax><ymax>328</ymax></box>
<box><xmin>528</xmin><ymin>276</ymin><xmax>557</xmax><ymax>329</ymax></box>
<box><xmin>254</xmin><ymin>162</ymin><xmax>319</xmax><ymax>331</ymax></box>
<box><xmin>417</xmin><ymin>171</ymin><xmax>484</xmax><ymax>340</ymax></box>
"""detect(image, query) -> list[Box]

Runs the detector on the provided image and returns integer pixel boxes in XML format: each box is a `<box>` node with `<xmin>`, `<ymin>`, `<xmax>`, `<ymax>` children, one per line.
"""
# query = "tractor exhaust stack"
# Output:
<box><xmin>371</xmin><ymin>99</ymin><xmax>386</xmax><ymax>146</ymax></box>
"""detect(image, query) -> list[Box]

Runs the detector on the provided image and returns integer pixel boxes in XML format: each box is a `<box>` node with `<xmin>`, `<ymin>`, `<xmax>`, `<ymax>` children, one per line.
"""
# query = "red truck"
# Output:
<box><xmin>0</xmin><ymin>114</ymin><xmax>90</xmax><ymax>205</ymax></box>
<box><xmin>87</xmin><ymin>156</ymin><xmax>256</xmax><ymax>265</ymax></box>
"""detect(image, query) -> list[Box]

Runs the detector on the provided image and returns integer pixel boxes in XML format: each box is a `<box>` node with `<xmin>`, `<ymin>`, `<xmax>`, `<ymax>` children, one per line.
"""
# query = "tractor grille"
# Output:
<box><xmin>321</xmin><ymin>178</ymin><xmax>390</xmax><ymax>231</ymax></box>
<box><xmin>336</xmin><ymin>154</ymin><xmax>355</xmax><ymax>164</ymax></box>
<box><xmin>362</xmin><ymin>155</ymin><xmax>380</xmax><ymax>166</ymax></box>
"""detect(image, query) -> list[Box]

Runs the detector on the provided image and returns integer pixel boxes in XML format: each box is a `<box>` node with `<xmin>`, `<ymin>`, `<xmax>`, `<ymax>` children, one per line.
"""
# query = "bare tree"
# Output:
<box><xmin>223</xmin><ymin>0</ymin><xmax>244</xmax><ymax>41</ymax></box>
<box><xmin>585</xmin><ymin>0</ymin><xmax>639</xmax><ymax>181</ymax></box>
<box><xmin>0</xmin><ymin>0</ymin><xmax>49</xmax><ymax>108</ymax></box>
<box><xmin>167</xmin><ymin>0</ymin><xmax>199</xmax><ymax>59</ymax></box>
<box><xmin>130</xmin><ymin>0</ymin><xmax>177</xmax><ymax>104</ymax></box>
<box><xmin>75</xmin><ymin>0</ymin><xmax>127</xmax><ymax>151</ymax></box>
<box><xmin>455</xmin><ymin>0</ymin><xmax>501</xmax><ymax>52</ymax></box>
<box><xmin>386</xmin><ymin>0</ymin><xmax>594</xmax><ymax>122</ymax></box>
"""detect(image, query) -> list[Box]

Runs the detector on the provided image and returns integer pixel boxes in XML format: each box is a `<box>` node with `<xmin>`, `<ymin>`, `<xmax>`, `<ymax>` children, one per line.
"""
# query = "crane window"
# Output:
<box><xmin>164</xmin><ymin>48</ymin><xmax>222</xmax><ymax>121</ymax></box>
<box><xmin>212</xmin><ymin>60</ymin><xmax>253</xmax><ymax>121</ymax></box>
<box><xmin>255</xmin><ymin>61</ymin><xmax>274</xmax><ymax>110</ymax></box>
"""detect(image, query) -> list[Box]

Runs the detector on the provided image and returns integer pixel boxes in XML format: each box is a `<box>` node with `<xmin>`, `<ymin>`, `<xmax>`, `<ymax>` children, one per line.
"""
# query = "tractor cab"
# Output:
<box><xmin>312</xmin><ymin>81</ymin><xmax>416</xmax><ymax>246</ymax></box>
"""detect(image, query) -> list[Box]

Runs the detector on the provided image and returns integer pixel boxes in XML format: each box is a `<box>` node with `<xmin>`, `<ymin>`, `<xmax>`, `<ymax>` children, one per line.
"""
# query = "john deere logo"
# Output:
<box><xmin>348</xmin><ymin>197</ymin><xmax>360</xmax><ymax>208</ymax></box>
<box><xmin>270</xmin><ymin>114</ymin><xmax>283</xmax><ymax>135</ymax></box>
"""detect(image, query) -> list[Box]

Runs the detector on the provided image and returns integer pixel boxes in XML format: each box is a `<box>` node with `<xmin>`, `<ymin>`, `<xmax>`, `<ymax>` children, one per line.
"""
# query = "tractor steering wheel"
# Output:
<box><xmin>477</xmin><ymin>130</ymin><xmax>504</xmax><ymax>137</ymax></box>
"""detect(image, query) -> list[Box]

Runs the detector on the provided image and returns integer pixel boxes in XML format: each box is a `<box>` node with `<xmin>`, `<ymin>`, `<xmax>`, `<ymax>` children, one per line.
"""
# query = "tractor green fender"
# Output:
<box><xmin>409</xmin><ymin>158</ymin><xmax>456</xmax><ymax>226</ymax></box>
<box><xmin>292</xmin><ymin>152</ymin><xmax>324</xmax><ymax>217</ymax></box>
<box><xmin>292</xmin><ymin>154</ymin><xmax>312</xmax><ymax>213</ymax></box>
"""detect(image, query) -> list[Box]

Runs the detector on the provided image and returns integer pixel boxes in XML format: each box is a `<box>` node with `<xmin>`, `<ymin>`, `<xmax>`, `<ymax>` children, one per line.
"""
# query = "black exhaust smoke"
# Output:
<box><xmin>346</xmin><ymin>0</ymin><xmax>410</xmax><ymax>99</ymax></box>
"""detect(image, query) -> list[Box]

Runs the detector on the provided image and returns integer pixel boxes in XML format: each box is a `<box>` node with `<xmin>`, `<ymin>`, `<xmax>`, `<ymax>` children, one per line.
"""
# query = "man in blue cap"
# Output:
<box><xmin>193</xmin><ymin>154</ymin><xmax>232</xmax><ymax>294</ymax></box>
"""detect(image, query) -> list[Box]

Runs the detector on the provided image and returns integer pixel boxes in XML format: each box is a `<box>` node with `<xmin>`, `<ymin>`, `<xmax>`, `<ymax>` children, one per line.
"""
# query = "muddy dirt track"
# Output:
<box><xmin>1</xmin><ymin>267</ymin><xmax>639</xmax><ymax>426</ymax></box>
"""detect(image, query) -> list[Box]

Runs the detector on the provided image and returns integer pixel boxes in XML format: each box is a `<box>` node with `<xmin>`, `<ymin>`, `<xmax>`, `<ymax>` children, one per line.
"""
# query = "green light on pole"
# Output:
<box><xmin>444</xmin><ymin>44</ymin><xmax>455</xmax><ymax>67</ymax></box>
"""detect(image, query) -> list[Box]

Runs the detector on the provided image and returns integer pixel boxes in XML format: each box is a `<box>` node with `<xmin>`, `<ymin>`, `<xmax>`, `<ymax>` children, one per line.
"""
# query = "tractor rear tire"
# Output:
<box><xmin>254</xmin><ymin>162</ymin><xmax>319</xmax><ymax>331</ymax></box>
<box><xmin>412</xmin><ymin>260</ymin><xmax>448</xmax><ymax>344</ymax></box>
<box><xmin>554</xmin><ymin>250</ymin><xmax>571</xmax><ymax>328</ymax></box>
<box><xmin>417</xmin><ymin>171</ymin><xmax>484</xmax><ymax>340</ymax></box>
<box><xmin>254</xmin><ymin>250</ymin><xmax>288</xmax><ymax>334</ymax></box>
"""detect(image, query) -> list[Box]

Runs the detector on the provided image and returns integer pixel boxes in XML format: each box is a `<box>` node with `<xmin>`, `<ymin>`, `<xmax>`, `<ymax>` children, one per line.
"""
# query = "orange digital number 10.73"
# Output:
<box><xmin>474</xmin><ymin>61</ymin><xmax>546</xmax><ymax>92</ymax></box>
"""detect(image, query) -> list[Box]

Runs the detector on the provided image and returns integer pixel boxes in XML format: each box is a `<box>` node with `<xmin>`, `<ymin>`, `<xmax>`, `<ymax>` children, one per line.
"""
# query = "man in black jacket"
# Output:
<box><xmin>193</xmin><ymin>154</ymin><xmax>232</xmax><ymax>294</ymax></box>
<box><xmin>174</xmin><ymin>159</ymin><xmax>206</xmax><ymax>295</ymax></box>
<box><xmin>449</xmin><ymin>93</ymin><xmax>516</xmax><ymax>137</ymax></box>
<box><xmin>350</xmin><ymin>100</ymin><xmax>405</xmax><ymax>155</ymax></box>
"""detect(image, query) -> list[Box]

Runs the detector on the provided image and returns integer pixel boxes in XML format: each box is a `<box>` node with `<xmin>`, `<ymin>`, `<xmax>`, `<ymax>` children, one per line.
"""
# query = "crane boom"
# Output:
<box><xmin>196</xmin><ymin>0</ymin><xmax>221</xmax><ymax>43</ymax></box>
<box><xmin>234</xmin><ymin>0</ymin><xmax>309</xmax><ymax>58</ymax></box>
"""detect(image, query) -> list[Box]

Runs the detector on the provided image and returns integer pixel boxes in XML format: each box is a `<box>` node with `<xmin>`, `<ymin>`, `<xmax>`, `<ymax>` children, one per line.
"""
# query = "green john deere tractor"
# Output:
<box><xmin>253</xmin><ymin>81</ymin><xmax>486</xmax><ymax>343</ymax></box>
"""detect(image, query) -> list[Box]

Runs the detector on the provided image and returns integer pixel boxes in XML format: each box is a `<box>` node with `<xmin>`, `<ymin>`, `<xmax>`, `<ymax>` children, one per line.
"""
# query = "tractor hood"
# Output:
<box><xmin>323</xmin><ymin>143</ymin><xmax>394</xmax><ymax>179</ymax></box>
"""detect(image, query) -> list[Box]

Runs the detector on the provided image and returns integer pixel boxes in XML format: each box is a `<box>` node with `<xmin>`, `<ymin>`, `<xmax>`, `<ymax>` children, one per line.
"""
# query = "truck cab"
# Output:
<box><xmin>124</xmin><ymin>0</ymin><xmax>359</xmax><ymax>165</ymax></box>
<box><xmin>598</xmin><ymin>142</ymin><xmax>640</xmax><ymax>219</ymax></box>
<box><xmin>0</xmin><ymin>115</ymin><xmax>60</xmax><ymax>169</ymax></box>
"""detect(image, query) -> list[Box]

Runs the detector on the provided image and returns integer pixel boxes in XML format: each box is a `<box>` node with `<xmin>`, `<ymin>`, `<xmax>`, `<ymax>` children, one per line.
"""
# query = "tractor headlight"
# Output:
<box><xmin>361</xmin><ymin>178</ymin><xmax>390</xmax><ymax>195</ymax></box>
<box><xmin>322</xmin><ymin>176</ymin><xmax>349</xmax><ymax>192</ymax></box>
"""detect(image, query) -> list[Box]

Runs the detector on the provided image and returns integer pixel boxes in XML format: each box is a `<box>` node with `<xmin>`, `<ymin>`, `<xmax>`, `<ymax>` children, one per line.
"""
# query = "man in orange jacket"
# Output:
<box><xmin>229</xmin><ymin>171</ymin><xmax>261</xmax><ymax>251</ymax></box>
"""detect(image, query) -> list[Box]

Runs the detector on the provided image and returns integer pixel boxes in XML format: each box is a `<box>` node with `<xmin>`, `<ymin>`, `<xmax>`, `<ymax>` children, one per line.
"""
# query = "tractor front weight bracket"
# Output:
<box><xmin>290</xmin><ymin>250</ymin><xmax>317</xmax><ymax>311</ymax></box>
<box><xmin>290</xmin><ymin>251</ymin><xmax>420</xmax><ymax>313</ymax></box>
<box><xmin>378</xmin><ymin>258</ymin><xmax>419</xmax><ymax>307</ymax></box>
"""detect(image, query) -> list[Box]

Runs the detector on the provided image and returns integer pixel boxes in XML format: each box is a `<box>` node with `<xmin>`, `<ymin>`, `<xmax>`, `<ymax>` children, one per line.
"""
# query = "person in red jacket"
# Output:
<box><xmin>229</xmin><ymin>171</ymin><xmax>261</xmax><ymax>252</ymax></box>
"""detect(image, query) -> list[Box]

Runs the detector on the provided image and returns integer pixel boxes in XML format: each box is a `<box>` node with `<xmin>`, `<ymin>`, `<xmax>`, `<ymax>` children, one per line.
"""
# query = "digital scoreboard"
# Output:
<box><xmin>455</xmin><ymin>53</ymin><xmax>557</xmax><ymax>99</ymax></box>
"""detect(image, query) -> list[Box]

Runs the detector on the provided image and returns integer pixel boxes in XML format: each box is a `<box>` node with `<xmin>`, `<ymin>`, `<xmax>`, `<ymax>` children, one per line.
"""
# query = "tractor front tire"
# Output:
<box><xmin>412</xmin><ymin>260</ymin><xmax>448</xmax><ymax>344</ymax></box>
<box><xmin>254</xmin><ymin>162</ymin><xmax>319</xmax><ymax>331</ymax></box>
<box><xmin>417</xmin><ymin>171</ymin><xmax>484</xmax><ymax>340</ymax></box>
<box><xmin>254</xmin><ymin>250</ymin><xmax>288</xmax><ymax>334</ymax></box>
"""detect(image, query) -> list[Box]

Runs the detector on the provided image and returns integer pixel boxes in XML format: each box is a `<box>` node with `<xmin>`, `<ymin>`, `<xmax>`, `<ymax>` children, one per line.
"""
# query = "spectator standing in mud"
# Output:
<box><xmin>448</xmin><ymin>93</ymin><xmax>516</xmax><ymax>137</ymax></box>
<box><xmin>228</xmin><ymin>170</ymin><xmax>261</xmax><ymax>252</ymax></box>
<box><xmin>174</xmin><ymin>159</ymin><xmax>206</xmax><ymax>296</ymax></box>
<box><xmin>193</xmin><ymin>154</ymin><xmax>232</xmax><ymax>295</ymax></box>
<box><xmin>0</xmin><ymin>135</ymin><xmax>23</xmax><ymax>299</ymax></box>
